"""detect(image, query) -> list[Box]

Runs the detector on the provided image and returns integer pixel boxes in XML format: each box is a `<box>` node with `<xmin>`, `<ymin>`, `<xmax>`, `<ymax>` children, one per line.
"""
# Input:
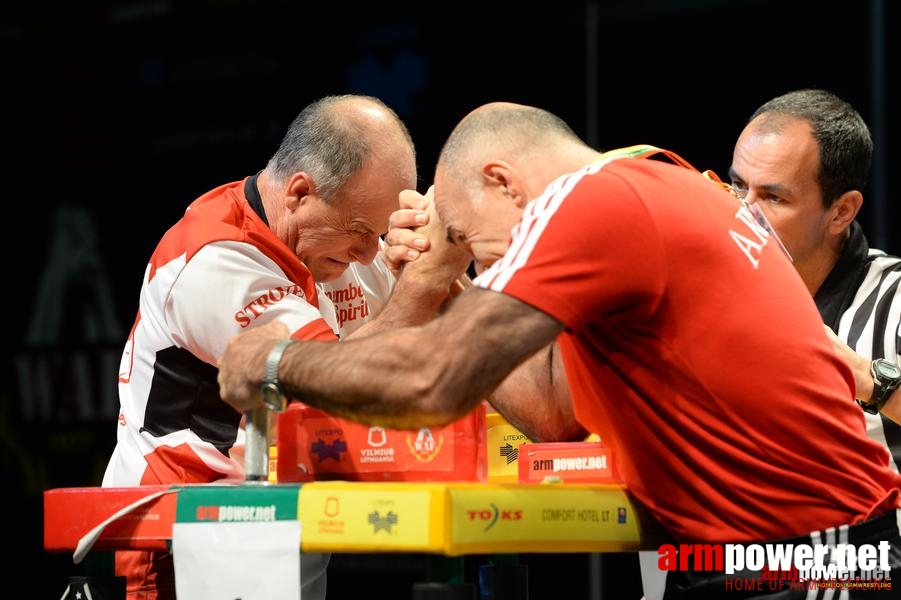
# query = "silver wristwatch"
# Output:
<box><xmin>260</xmin><ymin>339</ymin><xmax>294</xmax><ymax>412</ymax></box>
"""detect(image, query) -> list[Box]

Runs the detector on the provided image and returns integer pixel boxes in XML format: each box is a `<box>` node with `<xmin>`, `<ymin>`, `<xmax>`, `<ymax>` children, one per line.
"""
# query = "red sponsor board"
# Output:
<box><xmin>518</xmin><ymin>441</ymin><xmax>619</xmax><ymax>483</ymax></box>
<box><xmin>276</xmin><ymin>402</ymin><xmax>487</xmax><ymax>482</ymax></box>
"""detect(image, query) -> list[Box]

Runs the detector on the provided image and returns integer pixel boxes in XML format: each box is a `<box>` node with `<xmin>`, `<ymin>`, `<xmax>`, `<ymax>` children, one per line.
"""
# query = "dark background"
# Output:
<box><xmin>4</xmin><ymin>0</ymin><xmax>897</xmax><ymax>597</ymax></box>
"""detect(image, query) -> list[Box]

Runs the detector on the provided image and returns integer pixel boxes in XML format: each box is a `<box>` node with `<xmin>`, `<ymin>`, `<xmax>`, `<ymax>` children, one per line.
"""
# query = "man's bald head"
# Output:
<box><xmin>438</xmin><ymin>102</ymin><xmax>584</xmax><ymax>180</ymax></box>
<box><xmin>431</xmin><ymin>102</ymin><xmax>600</xmax><ymax>272</ymax></box>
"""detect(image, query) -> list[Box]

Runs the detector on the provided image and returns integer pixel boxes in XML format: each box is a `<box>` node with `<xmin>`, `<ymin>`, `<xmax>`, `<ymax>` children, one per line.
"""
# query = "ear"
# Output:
<box><xmin>828</xmin><ymin>190</ymin><xmax>862</xmax><ymax>235</ymax></box>
<box><xmin>286</xmin><ymin>172</ymin><xmax>315</xmax><ymax>210</ymax></box>
<box><xmin>481</xmin><ymin>161</ymin><xmax>527</xmax><ymax>207</ymax></box>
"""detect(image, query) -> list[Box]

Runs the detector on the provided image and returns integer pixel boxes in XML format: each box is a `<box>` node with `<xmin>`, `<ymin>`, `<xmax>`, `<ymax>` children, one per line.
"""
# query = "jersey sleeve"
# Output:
<box><xmin>474</xmin><ymin>166</ymin><xmax>667</xmax><ymax>331</ymax></box>
<box><xmin>165</xmin><ymin>240</ymin><xmax>336</xmax><ymax>363</ymax></box>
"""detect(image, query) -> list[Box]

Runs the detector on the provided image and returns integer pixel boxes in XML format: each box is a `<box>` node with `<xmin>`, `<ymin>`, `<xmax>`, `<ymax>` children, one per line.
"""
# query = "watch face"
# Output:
<box><xmin>261</xmin><ymin>382</ymin><xmax>285</xmax><ymax>412</ymax></box>
<box><xmin>875</xmin><ymin>360</ymin><xmax>901</xmax><ymax>380</ymax></box>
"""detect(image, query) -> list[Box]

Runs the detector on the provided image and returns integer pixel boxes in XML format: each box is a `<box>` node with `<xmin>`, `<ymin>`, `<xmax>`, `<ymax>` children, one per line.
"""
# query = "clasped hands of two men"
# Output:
<box><xmin>217</xmin><ymin>186</ymin><xmax>468</xmax><ymax>414</ymax></box>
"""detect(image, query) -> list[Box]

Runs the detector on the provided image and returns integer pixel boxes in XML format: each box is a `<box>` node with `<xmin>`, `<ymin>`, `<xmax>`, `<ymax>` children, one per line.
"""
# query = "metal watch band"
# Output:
<box><xmin>261</xmin><ymin>339</ymin><xmax>294</xmax><ymax>412</ymax></box>
<box><xmin>264</xmin><ymin>339</ymin><xmax>294</xmax><ymax>384</ymax></box>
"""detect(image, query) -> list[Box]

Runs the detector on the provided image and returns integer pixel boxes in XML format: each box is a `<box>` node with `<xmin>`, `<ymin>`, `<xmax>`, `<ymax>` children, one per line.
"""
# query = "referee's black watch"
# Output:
<box><xmin>858</xmin><ymin>358</ymin><xmax>901</xmax><ymax>415</ymax></box>
<box><xmin>260</xmin><ymin>339</ymin><xmax>294</xmax><ymax>413</ymax></box>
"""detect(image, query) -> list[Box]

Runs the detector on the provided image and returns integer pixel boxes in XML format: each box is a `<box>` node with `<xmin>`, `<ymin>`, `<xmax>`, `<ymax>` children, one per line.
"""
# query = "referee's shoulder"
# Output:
<box><xmin>865</xmin><ymin>248</ymin><xmax>901</xmax><ymax>269</ymax></box>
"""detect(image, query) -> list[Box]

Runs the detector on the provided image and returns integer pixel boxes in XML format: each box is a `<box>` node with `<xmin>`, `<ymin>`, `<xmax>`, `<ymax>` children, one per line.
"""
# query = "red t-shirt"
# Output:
<box><xmin>475</xmin><ymin>157</ymin><xmax>901</xmax><ymax>543</ymax></box>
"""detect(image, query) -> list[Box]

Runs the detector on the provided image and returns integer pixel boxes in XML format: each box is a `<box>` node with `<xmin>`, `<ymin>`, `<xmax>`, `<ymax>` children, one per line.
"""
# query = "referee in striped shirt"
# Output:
<box><xmin>640</xmin><ymin>88</ymin><xmax>901</xmax><ymax>600</ymax></box>
<box><xmin>729</xmin><ymin>89</ymin><xmax>901</xmax><ymax>455</ymax></box>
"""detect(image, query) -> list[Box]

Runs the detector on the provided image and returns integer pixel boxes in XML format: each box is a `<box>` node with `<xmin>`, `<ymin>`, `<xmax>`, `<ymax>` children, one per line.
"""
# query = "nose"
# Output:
<box><xmin>349</xmin><ymin>233</ymin><xmax>379</xmax><ymax>265</ymax></box>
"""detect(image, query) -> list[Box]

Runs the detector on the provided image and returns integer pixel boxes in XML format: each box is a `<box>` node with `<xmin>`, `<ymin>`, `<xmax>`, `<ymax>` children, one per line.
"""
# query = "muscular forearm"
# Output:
<box><xmin>276</xmin><ymin>290</ymin><xmax>564</xmax><ymax>430</ymax></box>
<box><xmin>279</xmin><ymin>327</ymin><xmax>455</xmax><ymax>428</ymax></box>
<box><xmin>350</xmin><ymin>269</ymin><xmax>463</xmax><ymax>337</ymax></box>
<box><xmin>489</xmin><ymin>342</ymin><xmax>587</xmax><ymax>442</ymax></box>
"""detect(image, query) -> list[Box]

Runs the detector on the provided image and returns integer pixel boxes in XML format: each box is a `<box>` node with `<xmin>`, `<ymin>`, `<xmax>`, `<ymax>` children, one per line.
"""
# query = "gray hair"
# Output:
<box><xmin>266</xmin><ymin>94</ymin><xmax>414</xmax><ymax>202</ymax></box>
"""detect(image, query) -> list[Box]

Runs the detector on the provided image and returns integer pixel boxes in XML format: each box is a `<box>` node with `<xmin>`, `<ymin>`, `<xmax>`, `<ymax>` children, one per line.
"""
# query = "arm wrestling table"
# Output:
<box><xmin>44</xmin><ymin>480</ymin><xmax>665</xmax><ymax>558</ymax></box>
<box><xmin>44</xmin><ymin>481</ymin><xmax>666</xmax><ymax>599</ymax></box>
<box><xmin>45</xmin><ymin>408</ymin><xmax>667</xmax><ymax>597</ymax></box>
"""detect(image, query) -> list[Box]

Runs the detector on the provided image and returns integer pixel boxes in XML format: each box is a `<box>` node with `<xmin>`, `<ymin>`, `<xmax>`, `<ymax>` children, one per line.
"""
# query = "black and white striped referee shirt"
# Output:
<box><xmin>816</xmin><ymin>221</ymin><xmax>901</xmax><ymax>472</ymax></box>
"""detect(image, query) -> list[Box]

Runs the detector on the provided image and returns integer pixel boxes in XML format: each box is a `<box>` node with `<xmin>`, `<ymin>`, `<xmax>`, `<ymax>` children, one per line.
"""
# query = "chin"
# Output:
<box><xmin>313</xmin><ymin>263</ymin><xmax>349</xmax><ymax>282</ymax></box>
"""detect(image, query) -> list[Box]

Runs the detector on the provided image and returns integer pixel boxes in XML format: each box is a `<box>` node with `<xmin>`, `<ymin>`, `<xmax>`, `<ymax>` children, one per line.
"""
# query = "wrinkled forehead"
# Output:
<box><xmin>338</xmin><ymin>161</ymin><xmax>416</xmax><ymax>230</ymax></box>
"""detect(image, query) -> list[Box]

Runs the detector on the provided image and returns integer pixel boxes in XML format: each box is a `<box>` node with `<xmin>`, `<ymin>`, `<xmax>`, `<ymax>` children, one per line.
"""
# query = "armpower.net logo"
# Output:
<box><xmin>658</xmin><ymin>541</ymin><xmax>893</xmax><ymax>592</ymax></box>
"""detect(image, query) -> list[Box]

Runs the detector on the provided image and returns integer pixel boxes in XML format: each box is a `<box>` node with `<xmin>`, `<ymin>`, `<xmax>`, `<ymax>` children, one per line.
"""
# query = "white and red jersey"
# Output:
<box><xmin>319</xmin><ymin>257</ymin><xmax>395</xmax><ymax>338</ymax></box>
<box><xmin>102</xmin><ymin>177</ymin><xmax>394</xmax><ymax>487</ymax></box>
<box><xmin>475</xmin><ymin>156</ymin><xmax>901</xmax><ymax>543</ymax></box>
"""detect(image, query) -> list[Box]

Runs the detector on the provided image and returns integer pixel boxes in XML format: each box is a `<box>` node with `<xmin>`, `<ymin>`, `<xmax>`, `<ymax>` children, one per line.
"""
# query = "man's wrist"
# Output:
<box><xmin>858</xmin><ymin>358</ymin><xmax>901</xmax><ymax>415</ymax></box>
<box><xmin>260</xmin><ymin>339</ymin><xmax>294</xmax><ymax>412</ymax></box>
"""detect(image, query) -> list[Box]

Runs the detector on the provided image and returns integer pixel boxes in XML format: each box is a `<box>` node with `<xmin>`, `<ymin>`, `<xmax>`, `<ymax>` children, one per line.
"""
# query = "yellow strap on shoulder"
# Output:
<box><xmin>599</xmin><ymin>144</ymin><xmax>739</xmax><ymax>199</ymax></box>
